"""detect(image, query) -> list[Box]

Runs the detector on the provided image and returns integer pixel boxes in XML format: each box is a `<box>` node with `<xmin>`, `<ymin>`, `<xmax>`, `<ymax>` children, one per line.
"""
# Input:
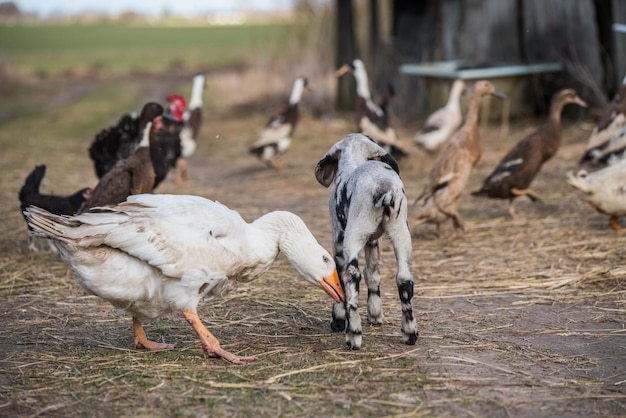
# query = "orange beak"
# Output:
<box><xmin>320</xmin><ymin>269</ymin><xmax>344</xmax><ymax>303</ymax></box>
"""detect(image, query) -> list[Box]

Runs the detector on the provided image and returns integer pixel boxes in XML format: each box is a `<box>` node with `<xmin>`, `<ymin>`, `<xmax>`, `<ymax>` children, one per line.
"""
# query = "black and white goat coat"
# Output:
<box><xmin>315</xmin><ymin>133</ymin><xmax>418</xmax><ymax>350</ymax></box>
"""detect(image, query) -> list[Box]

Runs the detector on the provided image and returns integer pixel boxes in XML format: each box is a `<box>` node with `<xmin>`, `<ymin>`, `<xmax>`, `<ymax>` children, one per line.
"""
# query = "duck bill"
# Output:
<box><xmin>491</xmin><ymin>90</ymin><xmax>507</xmax><ymax>100</ymax></box>
<box><xmin>335</xmin><ymin>65</ymin><xmax>350</xmax><ymax>78</ymax></box>
<box><xmin>574</xmin><ymin>96</ymin><xmax>588</xmax><ymax>108</ymax></box>
<box><xmin>320</xmin><ymin>269</ymin><xmax>344</xmax><ymax>302</ymax></box>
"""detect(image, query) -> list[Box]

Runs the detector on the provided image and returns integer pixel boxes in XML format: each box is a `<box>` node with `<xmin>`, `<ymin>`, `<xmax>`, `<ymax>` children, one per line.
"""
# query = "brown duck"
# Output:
<box><xmin>80</xmin><ymin>102</ymin><xmax>163</xmax><ymax>213</ymax></box>
<box><xmin>413</xmin><ymin>80</ymin><xmax>506</xmax><ymax>234</ymax></box>
<box><xmin>472</xmin><ymin>89</ymin><xmax>587</xmax><ymax>219</ymax></box>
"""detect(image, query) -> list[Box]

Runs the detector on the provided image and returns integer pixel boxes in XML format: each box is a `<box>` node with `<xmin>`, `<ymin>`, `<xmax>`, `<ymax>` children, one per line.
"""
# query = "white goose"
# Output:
<box><xmin>179</xmin><ymin>74</ymin><xmax>206</xmax><ymax>159</ymax></box>
<box><xmin>24</xmin><ymin>194</ymin><xmax>344</xmax><ymax>364</ymax></box>
<box><xmin>567</xmin><ymin>159</ymin><xmax>626</xmax><ymax>231</ymax></box>
<box><xmin>580</xmin><ymin>75</ymin><xmax>626</xmax><ymax>164</ymax></box>
<box><xmin>336</xmin><ymin>59</ymin><xmax>407</xmax><ymax>157</ymax></box>
<box><xmin>414</xmin><ymin>79</ymin><xmax>465</xmax><ymax>152</ymax></box>
<box><xmin>249</xmin><ymin>76</ymin><xmax>309</xmax><ymax>170</ymax></box>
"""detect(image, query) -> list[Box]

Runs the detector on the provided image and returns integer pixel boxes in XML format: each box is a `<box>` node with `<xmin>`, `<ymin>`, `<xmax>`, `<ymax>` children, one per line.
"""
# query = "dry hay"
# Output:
<box><xmin>0</xmin><ymin>75</ymin><xmax>624</xmax><ymax>417</ymax></box>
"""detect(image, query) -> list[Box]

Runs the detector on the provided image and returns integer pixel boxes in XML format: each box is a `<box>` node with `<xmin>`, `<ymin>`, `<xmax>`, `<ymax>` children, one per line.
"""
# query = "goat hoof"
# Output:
<box><xmin>403</xmin><ymin>331</ymin><xmax>419</xmax><ymax>345</ymax></box>
<box><xmin>330</xmin><ymin>319</ymin><xmax>345</xmax><ymax>332</ymax></box>
<box><xmin>345</xmin><ymin>333</ymin><xmax>362</xmax><ymax>350</ymax></box>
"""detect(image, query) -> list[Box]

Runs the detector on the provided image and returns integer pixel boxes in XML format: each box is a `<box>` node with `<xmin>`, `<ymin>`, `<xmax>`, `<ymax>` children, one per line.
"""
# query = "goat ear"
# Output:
<box><xmin>315</xmin><ymin>154</ymin><xmax>338</xmax><ymax>187</ymax></box>
<box><xmin>380</xmin><ymin>154</ymin><xmax>400</xmax><ymax>175</ymax></box>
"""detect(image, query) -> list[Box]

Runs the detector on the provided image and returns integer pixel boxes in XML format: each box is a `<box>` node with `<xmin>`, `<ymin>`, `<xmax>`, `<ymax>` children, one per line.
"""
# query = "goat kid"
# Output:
<box><xmin>315</xmin><ymin>133</ymin><xmax>419</xmax><ymax>349</ymax></box>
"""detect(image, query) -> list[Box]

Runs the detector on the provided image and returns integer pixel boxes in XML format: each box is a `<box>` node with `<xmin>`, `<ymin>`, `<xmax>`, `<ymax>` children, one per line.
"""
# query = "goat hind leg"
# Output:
<box><xmin>343</xmin><ymin>258</ymin><xmax>363</xmax><ymax>350</ymax></box>
<box><xmin>390</xmin><ymin>223</ymin><xmax>419</xmax><ymax>345</ymax></box>
<box><xmin>396</xmin><ymin>276</ymin><xmax>418</xmax><ymax>345</ymax></box>
<box><xmin>364</xmin><ymin>240</ymin><xmax>384</xmax><ymax>325</ymax></box>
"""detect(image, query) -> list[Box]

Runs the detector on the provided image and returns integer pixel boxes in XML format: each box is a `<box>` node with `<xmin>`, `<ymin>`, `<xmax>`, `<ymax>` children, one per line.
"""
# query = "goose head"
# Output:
<box><xmin>336</xmin><ymin>58</ymin><xmax>371</xmax><ymax>100</ymax></box>
<box><xmin>289</xmin><ymin>76</ymin><xmax>310</xmax><ymax>105</ymax></box>
<box><xmin>256</xmin><ymin>211</ymin><xmax>344</xmax><ymax>303</ymax></box>
<box><xmin>185</xmin><ymin>73</ymin><xmax>206</xmax><ymax>112</ymax></box>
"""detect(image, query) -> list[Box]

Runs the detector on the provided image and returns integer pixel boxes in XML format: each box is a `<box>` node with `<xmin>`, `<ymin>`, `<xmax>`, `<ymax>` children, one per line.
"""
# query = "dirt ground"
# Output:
<box><xmin>0</xmin><ymin>73</ymin><xmax>625</xmax><ymax>417</ymax></box>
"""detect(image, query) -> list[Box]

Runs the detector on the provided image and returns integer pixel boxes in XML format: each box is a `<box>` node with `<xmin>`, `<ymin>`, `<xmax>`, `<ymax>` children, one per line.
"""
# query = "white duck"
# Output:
<box><xmin>580</xmin><ymin>75</ymin><xmax>626</xmax><ymax>165</ymax></box>
<box><xmin>414</xmin><ymin>79</ymin><xmax>465</xmax><ymax>152</ymax></box>
<box><xmin>177</xmin><ymin>73</ymin><xmax>206</xmax><ymax>181</ymax></box>
<box><xmin>336</xmin><ymin>59</ymin><xmax>407</xmax><ymax>157</ymax></box>
<box><xmin>249</xmin><ymin>76</ymin><xmax>309</xmax><ymax>170</ymax></box>
<box><xmin>24</xmin><ymin>194</ymin><xmax>344</xmax><ymax>364</ymax></box>
<box><xmin>567</xmin><ymin>159</ymin><xmax>626</xmax><ymax>231</ymax></box>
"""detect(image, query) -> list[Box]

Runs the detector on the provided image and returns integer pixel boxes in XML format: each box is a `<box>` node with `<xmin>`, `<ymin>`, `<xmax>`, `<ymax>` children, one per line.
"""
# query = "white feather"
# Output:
<box><xmin>25</xmin><ymin>194</ymin><xmax>338</xmax><ymax>321</ymax></box>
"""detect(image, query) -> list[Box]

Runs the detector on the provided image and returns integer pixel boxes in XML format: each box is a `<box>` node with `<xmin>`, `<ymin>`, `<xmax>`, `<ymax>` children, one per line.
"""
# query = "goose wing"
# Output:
<box><xmin>252</xmin><ymin>116</ymin><xmax>292</xmax><ymax>148</ymax></box>
<box><xmin>74</xmin><ymin>194</ymin><xmax>245</xmax><ymax>279</ymax></box>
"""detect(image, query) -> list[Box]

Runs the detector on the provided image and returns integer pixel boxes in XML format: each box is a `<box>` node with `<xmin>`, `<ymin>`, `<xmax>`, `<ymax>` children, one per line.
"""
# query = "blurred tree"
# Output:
<box><xmin>294</xmin><ymin>0</ymin><xmax>315</xmax><ymax>17</ymax></box>
<box><xmin>335</xmin><ymin>0</ymin><xmax>357</xmax><ymax>111</ymax></box>
<box><xmin>593</xmin><ymin>0</ymin><xmax>617</xmax><ymax>96</ymax></box>
<box><xmin>368</xmin><ymin>0</ymin><xmax>379</xmax><ymax>69</ymax></box>
<box><xmin>0</xmin><ymin>1</ymin><xmax>19</xmax><ymax>17</ymax></box>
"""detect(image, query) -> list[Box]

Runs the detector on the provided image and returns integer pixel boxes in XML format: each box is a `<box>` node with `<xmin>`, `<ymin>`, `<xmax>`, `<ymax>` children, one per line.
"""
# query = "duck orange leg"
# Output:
<box><xmin>175</xmin><ymin>158</ymin><xmax>188</xmax><ymax>183</ymax></box>
<box><xmin>272</xmin><ymin>154</ymin><xmax>283</xmax><ymax>171</ymax></box>
<box><xmin>133</xmin><ymin>316</ymin><xmax>175</xmax><ymax>350</ymax></box>
<box><xmin>508</xmin><ymin>199</ymin><xmax>518</xmax><ymax>220</ymax></box>
<box><xmin>183</xmin><ymin>310</ymin><xmax>256</xmax><ymax>364</ymax></box>
<box><xmin>610</xmin><ymin>216</ymin><xmax>626</xmax><ymax>231</ymax></box>
<box><xmin>511</xmin><ymin>188</ymin><xmax>542</xmax><ymax>203</ymax></box>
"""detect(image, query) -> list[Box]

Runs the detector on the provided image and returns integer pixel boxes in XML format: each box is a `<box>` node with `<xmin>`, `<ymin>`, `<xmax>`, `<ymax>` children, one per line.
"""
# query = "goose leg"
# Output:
<box><xmin>27</xmin><ymin>235</ymin><xmax>39</xmax><ymax>252</ymax></box>
<box><xmin>610</xmin><ymin>216</ymin><xmax>626</xmax><ymax>231</ymax></box>
<box><xmin>183</xmin><ymin>310</ymin><xmax>256</xmax><ymax>364</ymax></box>
<box><xmin>133</xmin><ymin>316</ymin><xmax>175</xmax><ymax>350</ymax></box>
<box><xmin>449</xmin><ymin>210</ymin><xmax>465</xmax><ymax>231</ymax></box>
<box><xmin>272</xmin><ymin>154</ymin><xmax>283</xmax><ymax>171</ymax></box>
<box><xmin>175</xmin><ymin>158</ymin><xmax>188</xmax><ymax>183</ymax></box>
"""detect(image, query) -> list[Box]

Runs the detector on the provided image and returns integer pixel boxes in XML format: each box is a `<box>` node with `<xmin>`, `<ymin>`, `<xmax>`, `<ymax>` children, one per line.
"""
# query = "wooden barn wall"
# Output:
<box><xmin>390</xmin><ymin>0</ymin><xmax>613</xmax><ymax>119</ymax></box>
<box><xmin>446</xmin><ymin>0</ymin><xmax>519</xmax><ymax>64</ymax></box>
<box><xmin>614</xmin><ymin>0</ymin><xmax>626</xmax><ymax>85</ymax></box>
<box><xmin>391</xmin><ymin>1</ymin><xmax>443</xmax><ymax>118</ymax></box>
<box><xmin>521</xmin><ymin>0</ymin><xmax>603</xmax><ymax>111</ymax></box>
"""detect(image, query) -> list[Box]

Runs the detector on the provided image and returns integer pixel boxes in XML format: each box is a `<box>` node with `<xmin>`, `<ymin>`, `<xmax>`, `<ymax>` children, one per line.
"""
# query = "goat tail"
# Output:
<box><xmin>373</xmin><ymin>190</ymin><xmax>396</xmax><ymax>208</ymax></box>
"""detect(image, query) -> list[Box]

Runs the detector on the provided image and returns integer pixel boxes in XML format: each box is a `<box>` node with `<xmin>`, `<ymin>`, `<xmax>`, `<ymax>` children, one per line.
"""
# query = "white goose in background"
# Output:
<box><xmin>177</xmin><ymin>73</ymin><xmax>206</xmax><ymax>181</ymax></box>
<box><xmin>336</xmin><ymin>59</ymin><xmax>407</xmax><ymax>157</ymax></box>
<box><xmin>414</xmin><ymin>79</ymin><xmax>465</xmax><ymax>152</ymax></box>
<box><xmin>567</xmin><ymin>159</ymin><xmax>626</xmax><ymax>231</ymax></box>
<box><xmin>25</xmin><ymin>194</ymin><xmax>344</xmax><ymax>364</ymax></box>
<box><xmin>580</xmin><ymin>75</ymin><xmax>626</xmax><ymax>165</ymax></box>
<box><xmin>249</xmin><ymin>76</ymin><xmax>309</xmax><ymax>170</ymax></box>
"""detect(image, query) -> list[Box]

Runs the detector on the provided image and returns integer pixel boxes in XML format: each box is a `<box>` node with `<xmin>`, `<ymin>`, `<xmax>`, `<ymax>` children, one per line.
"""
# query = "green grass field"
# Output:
<box><xmin>0</xmin><ymin>22</ymin><xmax>299</xmax><ymax>77</ymax></box>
